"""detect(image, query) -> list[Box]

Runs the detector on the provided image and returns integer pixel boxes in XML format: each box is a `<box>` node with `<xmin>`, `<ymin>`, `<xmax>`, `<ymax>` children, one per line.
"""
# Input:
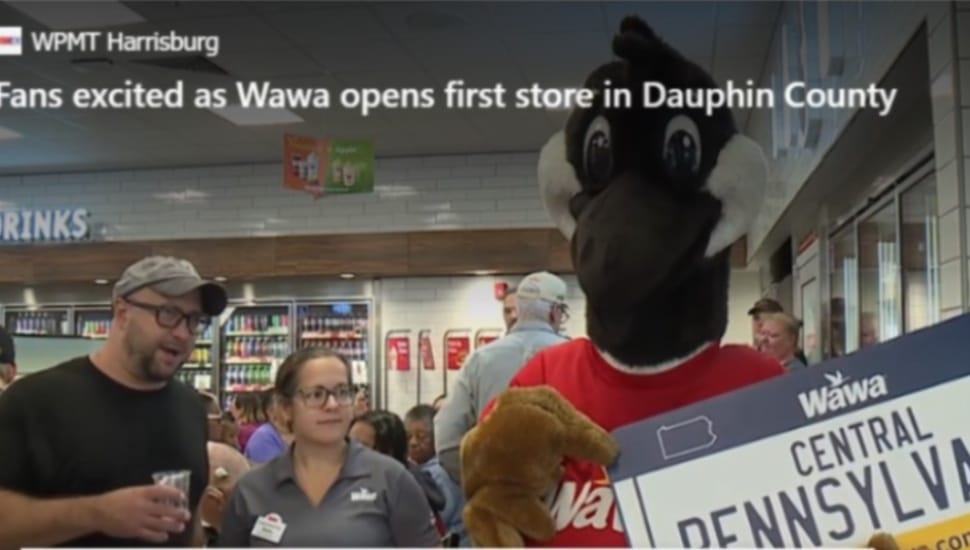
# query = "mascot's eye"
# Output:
<box><xmin>663</xmin><ymin>114</ymin><xmax>702</xmax><ymax>179</ymax></box>
<box><xmin>582</xmin><ymin>115</ymin><xmax>612</xmax><ymax>188</ymax></box>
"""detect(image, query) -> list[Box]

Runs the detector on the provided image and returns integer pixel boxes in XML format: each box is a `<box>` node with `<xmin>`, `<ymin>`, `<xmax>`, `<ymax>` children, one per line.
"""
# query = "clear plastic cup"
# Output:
<box><xmin>152</xmin><ymin>469</ymin><xmax>190</xmax><ymax>510</ymax></box>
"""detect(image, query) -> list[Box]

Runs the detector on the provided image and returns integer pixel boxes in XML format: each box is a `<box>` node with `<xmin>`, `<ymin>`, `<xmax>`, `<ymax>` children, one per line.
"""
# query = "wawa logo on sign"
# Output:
<box><xmin>0</xmin><ymin>27</ymin><xmax>22</xmax><ymax>56</ymax></box>
<box><xmin>797</xmin><ymin>370</ymin><xmax>889</xmax><ymax>419</ymax></box>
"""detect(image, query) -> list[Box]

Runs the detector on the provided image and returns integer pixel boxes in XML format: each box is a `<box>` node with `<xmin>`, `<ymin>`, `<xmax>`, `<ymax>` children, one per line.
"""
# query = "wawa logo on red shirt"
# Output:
<box><xmin>542</xmin><ymin>463</ymin><xmax>623</xmax><ymax>533</ymax></box>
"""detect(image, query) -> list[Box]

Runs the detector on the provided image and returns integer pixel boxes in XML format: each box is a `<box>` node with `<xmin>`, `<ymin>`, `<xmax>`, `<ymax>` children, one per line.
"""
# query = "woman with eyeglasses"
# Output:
<box><xmin>216</xmin><ymin>347</ymin><xmax>440</xmax><ymax>548</ymax></box>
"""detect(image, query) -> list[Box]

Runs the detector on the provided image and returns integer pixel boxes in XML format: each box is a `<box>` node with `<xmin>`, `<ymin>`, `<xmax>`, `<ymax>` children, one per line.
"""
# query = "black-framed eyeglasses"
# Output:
<box><xmin>295</xmin><ymin>384</ymin><xmax>354</xmax><ymax>408</ymax></box>
<box><xmin>124</xmin><ymin>298</ymin><xmax>211</xmax><ymax>335</ymax></box>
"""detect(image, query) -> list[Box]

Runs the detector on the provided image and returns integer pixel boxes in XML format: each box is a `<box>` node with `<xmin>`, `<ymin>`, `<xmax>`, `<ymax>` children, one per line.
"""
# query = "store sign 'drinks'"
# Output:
<box><xmin>0</xmin><ymin>207</ymin><xmax>89</xmax><ymax>243</ymax></box>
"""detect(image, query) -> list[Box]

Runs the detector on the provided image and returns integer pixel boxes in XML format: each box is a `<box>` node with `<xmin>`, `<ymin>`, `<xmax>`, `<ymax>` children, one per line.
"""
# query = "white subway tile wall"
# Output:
<box><xmin>0</xmin><ymin>153</ymin><xmax>552</xmax><ymax>240</ymax></box>
<box><xmin>938</xmin><ymin>158</ymin><xmax>960</xmax><ymax>215</ymax></box>
<box><xmin>940</xmin><ymin>258</ymin><xmax>963</xmax><ymax>310</ymax></box>
<box><xmin>379</xmin><ymin>270</ymin><xmax>762</xmax><ymax>417</ymax></box>
<box><xmin>939</xmin><ymin>208</ymin><xmax>962</xmax><ymax>262</ymax></box>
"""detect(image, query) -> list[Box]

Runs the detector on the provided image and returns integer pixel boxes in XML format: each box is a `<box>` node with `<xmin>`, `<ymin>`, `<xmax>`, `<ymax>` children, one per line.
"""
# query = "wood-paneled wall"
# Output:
<box><xmin>0</xmin><ymin>229</ymin><xmax>748</xmax><ymax>284</ymax></box>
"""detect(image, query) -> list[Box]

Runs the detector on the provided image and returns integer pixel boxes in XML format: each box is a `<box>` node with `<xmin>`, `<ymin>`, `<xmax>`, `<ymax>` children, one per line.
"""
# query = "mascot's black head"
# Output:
<box><xmin>538</xmin><ymin>16</ymin><xmax>768</xmax><ymax>368</ymax></box>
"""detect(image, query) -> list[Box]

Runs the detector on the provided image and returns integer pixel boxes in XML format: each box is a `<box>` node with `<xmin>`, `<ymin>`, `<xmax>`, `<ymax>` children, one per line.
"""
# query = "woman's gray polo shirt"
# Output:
<box><xmin>217</xmin><ymin>440</ymin><xmax>439</xmax><ymax>547</ymax></box>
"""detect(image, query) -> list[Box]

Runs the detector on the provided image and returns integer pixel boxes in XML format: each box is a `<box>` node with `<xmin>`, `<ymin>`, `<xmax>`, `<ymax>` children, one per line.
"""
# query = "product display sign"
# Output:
<box><xmin>446</xmin><ymin>334</ymin><xmax>471</xmax><ymax>371</ymax></box>
<box><xmin>283</xmin><ymin>135</ymin><xmax>374</xmax><ymax>198</ymax></box>
<box><xmin>324</xmin><ymin>139</ymin><xmax>374</xmax><ymax>195</ymax></box>
<box><xmin>386</xmin><ymin>336</ymin><xmax>410</xmax><ymax>372</ymax></box>
<box><xmin>608</xmin><ymin>313</ymin><xmax>970</xmax><ymax>549</ymax></box>
<box><xmin>419</xmin><ymin>331</ymin><xmax>435</xmax><ymax>371</ymax></box>
<box><xmin>0</xmin><ymin>208</ymin><xmax>89</xmax><ymax>243</ymax></box>
<box><xmin>283</xmin><ymin>134</ymin><xmax>325</xmax><ymax>197</ymax></box>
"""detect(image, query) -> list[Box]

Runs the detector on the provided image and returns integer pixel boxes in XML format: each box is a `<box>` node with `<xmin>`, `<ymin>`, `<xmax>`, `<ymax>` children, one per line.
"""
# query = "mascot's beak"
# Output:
<box><xmin>570</xmin><ymin>170</ymin><xmax>723</xmax><ymax>311</ymax></box>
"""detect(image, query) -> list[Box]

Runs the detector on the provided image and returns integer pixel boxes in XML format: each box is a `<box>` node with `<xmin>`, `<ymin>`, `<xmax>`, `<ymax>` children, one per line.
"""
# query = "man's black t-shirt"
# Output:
<box><xmin>0</xmin><ymin>355</ymin><xmax>209</xmax><ymax>547</ymax></box>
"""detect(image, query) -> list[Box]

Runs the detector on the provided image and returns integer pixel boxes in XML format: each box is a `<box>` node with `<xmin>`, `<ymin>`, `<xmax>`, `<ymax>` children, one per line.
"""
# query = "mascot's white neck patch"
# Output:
<box><xmin>597</xmin><ymin>342</ymin><xmax>714</xmax><ymax>374</ymax></box>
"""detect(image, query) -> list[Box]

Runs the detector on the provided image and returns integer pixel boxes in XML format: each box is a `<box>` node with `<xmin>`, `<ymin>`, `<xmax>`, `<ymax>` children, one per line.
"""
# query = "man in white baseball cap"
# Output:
<box><xmin>435</xmin><ymin>271</ymin><xmax>570</xmax><ymax>497</ymax></box>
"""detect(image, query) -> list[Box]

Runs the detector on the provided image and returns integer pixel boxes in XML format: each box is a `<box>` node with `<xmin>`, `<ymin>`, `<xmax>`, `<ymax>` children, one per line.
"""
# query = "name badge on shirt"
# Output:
<box><xmin>251</xmin><ymin>513</ymin><xmax>286</xmax><ymax>544</ymax></box>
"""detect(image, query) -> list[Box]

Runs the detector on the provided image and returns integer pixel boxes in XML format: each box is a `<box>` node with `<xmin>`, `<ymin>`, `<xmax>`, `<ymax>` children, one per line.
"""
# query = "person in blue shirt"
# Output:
<box><xmin>405</xmin><ymin>404</ymin><xmax>463</xmax><ymax>542</ymax></box>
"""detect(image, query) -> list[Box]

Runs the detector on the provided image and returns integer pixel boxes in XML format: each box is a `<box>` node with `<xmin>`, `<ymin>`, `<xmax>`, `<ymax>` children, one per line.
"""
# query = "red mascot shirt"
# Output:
<box><xmin>488</xmin><ymin>338</ymin><xmax>784</xmax><ymax>548</ymax></box>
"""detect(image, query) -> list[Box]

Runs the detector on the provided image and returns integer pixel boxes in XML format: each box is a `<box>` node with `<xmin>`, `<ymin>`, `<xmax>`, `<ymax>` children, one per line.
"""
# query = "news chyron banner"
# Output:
<box><xmin>608</xmin><ymin>313</ymin><xmax>970</xmax><ymax>549</ymax></box>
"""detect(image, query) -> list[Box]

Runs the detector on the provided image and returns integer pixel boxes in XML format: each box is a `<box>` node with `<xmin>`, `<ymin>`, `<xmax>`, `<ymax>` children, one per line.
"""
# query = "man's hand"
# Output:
<box><xmin>460</xmin><ymin>386</ymin><xmax>619</xmax><ymax>547</ymax></box>
<box><xmin>91</xmin><ymin>485</ymin><xmax>191</xmax><ymax>543</ymax></box>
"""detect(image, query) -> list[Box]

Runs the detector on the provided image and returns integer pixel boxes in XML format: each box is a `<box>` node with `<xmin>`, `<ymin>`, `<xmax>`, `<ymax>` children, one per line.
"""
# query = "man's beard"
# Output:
<box><xmin>124</xmin><ymin>328</ymin><xmax>178</xmax><ymax>382</ymax></box>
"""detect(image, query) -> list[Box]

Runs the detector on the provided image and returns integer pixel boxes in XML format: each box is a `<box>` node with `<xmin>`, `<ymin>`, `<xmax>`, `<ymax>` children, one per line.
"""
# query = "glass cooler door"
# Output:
<box><xmin>296</xmin><ymin>301</ymin><xmax>371</xmax><ymax>399</ymax></box>
<box><xmin>5</xmin><ymin>308</ymin><xmax>70</xmax><ymax>336</ymax></box>
<box><xmin>219</xmin><ymin>304</ymin><xmax>292</xmax><ymax>409</ymax></box>
<box><xmin>75</xmin><ymin>307</ymin><xmax>113</xmax><ymax>339</ymax></box>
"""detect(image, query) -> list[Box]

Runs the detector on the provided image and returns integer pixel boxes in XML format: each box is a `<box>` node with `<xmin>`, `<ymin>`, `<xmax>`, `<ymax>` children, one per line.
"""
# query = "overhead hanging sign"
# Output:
<box><xmin>0</xmin><ymin>208</ymin><xmax>89</xmax><ymax>243</ymax></box>
<box><xmin>608</xmin><ymin>313</ymin><xmax>970</xmax><ymax>548</ymax></box>
<box><xmin>283</xmin><ymin>134</ymin><xmax>374</xmax><ymax>199</ymax></box>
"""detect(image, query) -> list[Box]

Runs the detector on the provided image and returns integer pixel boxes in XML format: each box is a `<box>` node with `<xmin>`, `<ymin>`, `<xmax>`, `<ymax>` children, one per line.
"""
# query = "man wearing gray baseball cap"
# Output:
<box><xmin>0</xmin><ymin>256</ymin><xmax>227</xmax><ymax>548</ymax></box>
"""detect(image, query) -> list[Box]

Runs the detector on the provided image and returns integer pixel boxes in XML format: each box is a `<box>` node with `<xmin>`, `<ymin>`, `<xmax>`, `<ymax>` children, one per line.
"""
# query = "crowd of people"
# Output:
<box><xmin>0</xmin><ymin>254</ymin><xmax>829</xmax><ymax>549</ymax></box>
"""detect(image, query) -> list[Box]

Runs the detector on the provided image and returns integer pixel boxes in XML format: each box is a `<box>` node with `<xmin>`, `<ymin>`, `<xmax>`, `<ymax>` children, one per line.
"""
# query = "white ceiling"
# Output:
<box><xmin>0</xmin><ymin>1</ymin><xmax>781</xmax><ymax>175</ymax></box>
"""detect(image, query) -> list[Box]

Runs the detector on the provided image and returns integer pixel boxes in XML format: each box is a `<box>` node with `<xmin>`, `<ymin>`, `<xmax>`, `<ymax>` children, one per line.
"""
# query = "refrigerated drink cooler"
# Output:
<box><xmin>75</xmin><ymin>308</ymin><xmax>113</xmax><ymax>339</ymax></box>
<box><xmin>5</xmin><ymin>308</ymin><xmax>70</xmax><ymax>336</ymax></box>
<box><xmin>175</xmin><ymin>323</ymin><xmax>216</xmax><ymax>392</ymax></box>
<box><xmin>296</xmin><ymin>301</ymin><xmax>371</xmax><ymax>396</ymax></box>
<box><xmin>219</xmin><ymin>305</ymin><xmax>292</xmax><ymax>409</ymax></box>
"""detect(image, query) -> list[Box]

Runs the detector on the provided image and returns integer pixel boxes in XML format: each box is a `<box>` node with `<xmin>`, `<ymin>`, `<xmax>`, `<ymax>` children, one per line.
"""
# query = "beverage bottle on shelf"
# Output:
<box><xmin>282</xmin><ymin>314</ymin><xmax>289</xmax><ymax>328</ymax></box>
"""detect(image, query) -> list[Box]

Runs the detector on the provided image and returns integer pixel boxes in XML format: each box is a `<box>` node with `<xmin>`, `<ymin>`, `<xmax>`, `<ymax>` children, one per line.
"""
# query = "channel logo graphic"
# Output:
<box><xmin>0</xmin><ymin>26</ymin><xmax>22</xmax><ymax>55</ymax></box>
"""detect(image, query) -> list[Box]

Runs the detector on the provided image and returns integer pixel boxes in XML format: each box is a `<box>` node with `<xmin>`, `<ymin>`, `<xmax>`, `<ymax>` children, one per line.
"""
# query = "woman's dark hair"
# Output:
<box><xmin>274</xmin><ymin>347</ymin><xmax>353</xmax><ymax>402</ymax></box>
<box><xmin>233</xmin><ymin>391</ymin><xmax>265</xmax><ymax>424</ymax></box>
<box><xmin>351</xmin><ymin>410</ymin><xmax>408</xmax><ymax>465</ymax></box>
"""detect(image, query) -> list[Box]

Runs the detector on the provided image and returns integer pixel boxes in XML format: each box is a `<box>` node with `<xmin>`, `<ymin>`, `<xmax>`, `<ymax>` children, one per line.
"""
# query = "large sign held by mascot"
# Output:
<box><xmin>609</xmin><ymin>313</ymin><xmax>970</xmax><ymax>548</ymax></box>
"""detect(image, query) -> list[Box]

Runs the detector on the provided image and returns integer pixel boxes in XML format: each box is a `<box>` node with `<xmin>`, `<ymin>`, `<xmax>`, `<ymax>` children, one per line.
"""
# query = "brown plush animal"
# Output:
<box><xmin>462</xmin><ymin>388</ymin><xmax>902</xmax><ymax>550</ymax></box>
<box><xmin>461</xmin><ymin>387</ymin><xmax>618</xmax><ymax>547</ymax></box>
